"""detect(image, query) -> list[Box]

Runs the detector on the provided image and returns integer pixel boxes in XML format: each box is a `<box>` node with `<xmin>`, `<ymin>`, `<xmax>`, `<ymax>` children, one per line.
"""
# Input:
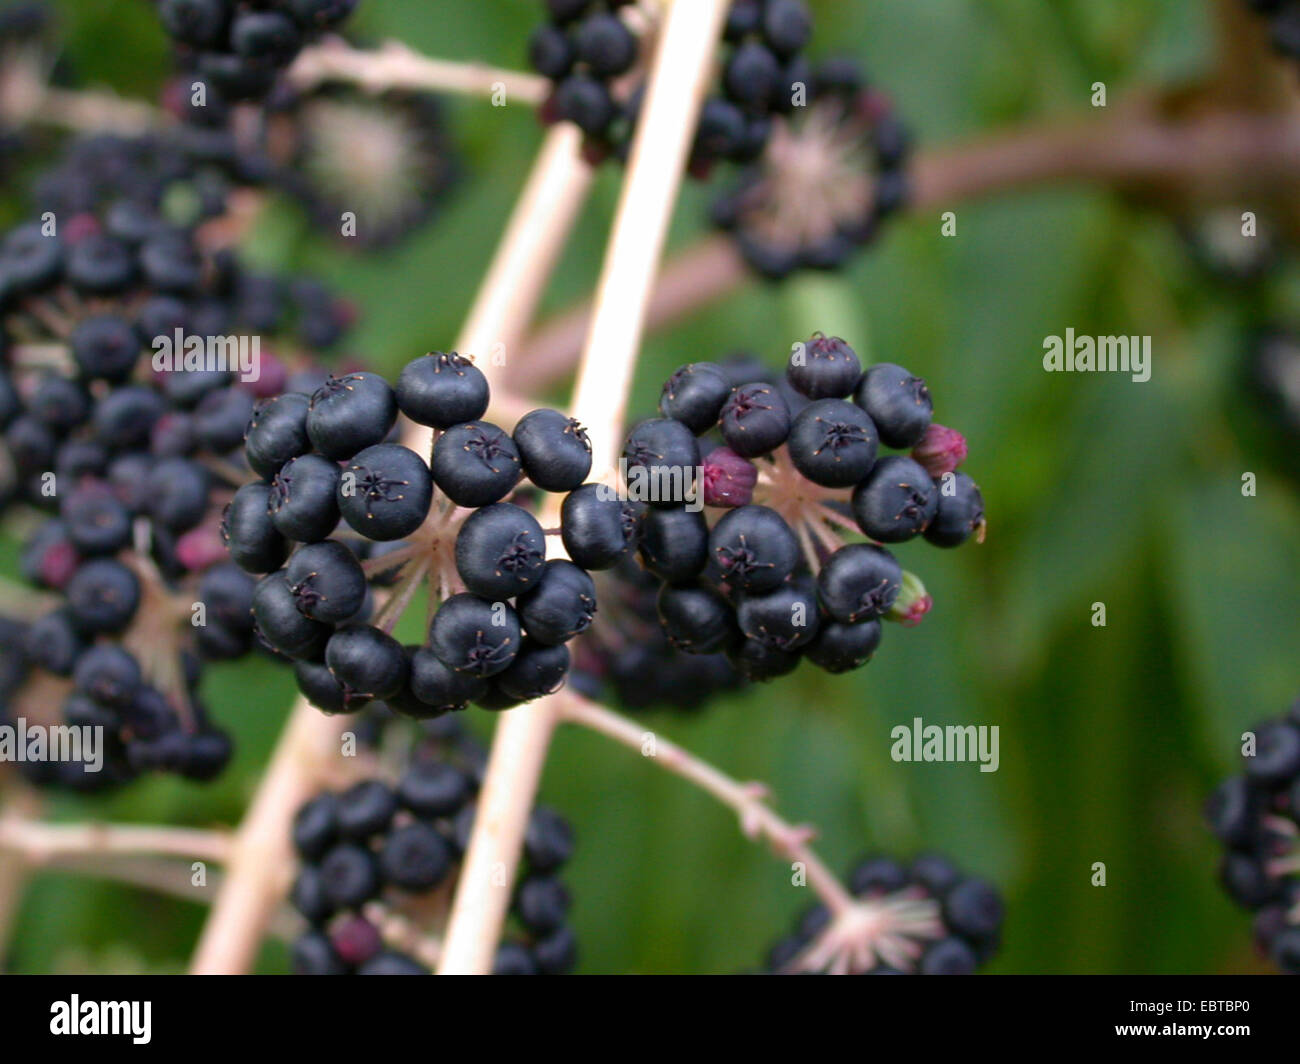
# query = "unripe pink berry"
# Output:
<box><xmin>702</xmin><ymin>446</ymin><xmax>758</xmax><ymax>507</ymax></box>
<box><xmin>910</xmin><ymin>424</ymin><xmax>967</xmax><ymax>477</ymax></box>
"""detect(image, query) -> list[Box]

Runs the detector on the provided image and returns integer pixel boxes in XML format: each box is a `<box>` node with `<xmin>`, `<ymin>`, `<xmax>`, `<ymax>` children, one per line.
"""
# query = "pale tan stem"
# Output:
<box><xmin>0</xmin><ymin>816</ymin><xmax>231</xmax><ymax>864</ymax></box>
<box><xmin>558</xmin><ymin>694</ymin><xmax>855</xmax><ymax>915</ymax></box>
<box><xmin>32</xmin><ymin>87</ymin><xmax>160</xmax><ymax>134</ymax></box>
<box><xmin>288</xmin><ymin>38</ymin><xmax>550</xmax><ymax>105</ymax></box>
<box><xmin>437</xmin><ymin>0</ymin><xmax>735</xmax><ymax>977</ymax></box>
<box><xmin>189</xmin><ymin>705</ymin><xmax>346</xmax><ymax>973</ymax></box>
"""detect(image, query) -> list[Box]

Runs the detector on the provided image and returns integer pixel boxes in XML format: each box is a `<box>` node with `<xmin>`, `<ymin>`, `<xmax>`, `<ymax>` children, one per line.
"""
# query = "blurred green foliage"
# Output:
<box><xmin>4</xmin><ymin>0</ymin><xmax>1299</xmax><ymax>974</ymax></box>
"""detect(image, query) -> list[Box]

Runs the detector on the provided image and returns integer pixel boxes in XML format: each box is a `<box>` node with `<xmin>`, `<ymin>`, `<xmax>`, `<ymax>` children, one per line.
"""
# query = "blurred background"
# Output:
<box><xmin>3</xmin><ymin>0</ymin><xmax>1299</xmax><ymax>974</ymax></box>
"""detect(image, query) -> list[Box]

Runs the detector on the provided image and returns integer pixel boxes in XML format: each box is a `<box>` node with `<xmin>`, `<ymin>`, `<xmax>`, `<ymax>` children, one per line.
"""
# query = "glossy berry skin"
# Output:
<box><xmin>529</xmin><ymin>23</ymin><xmax>575</xmax><ymax>79</ymax></box>
<box><xmin>62</xmin><ymin>486</ymin><xmax>131</xmax><ymax>556</ymax></box>
<box><xmin>727</xmin><ymin>637</ymin><xmax>800</xmax><ymax>682</ymax></box>
<box><xmin>230</xmin><ymin>11</ymin><xmax>302</xmax><ymax>65</ymax></box>
<box><xmin>291</xmin><ymin>866</ymin><xmax>335</xmax><ymax>926</ymax></box>
<box><xmin>763</xmin><ymin>0</ymin><xmax>813</xmax><ymax>56</ymax></box>
<box><xmin>326</xmin><ymin>624</ymin><xmax>408</xmax><ymax>700</ymax></box>
<box><xmin>30</xmin><ymin>375</ymin><xmax>91</xmax><ymax>432</ymax></box>
<box><xmin>407</xmin><ymin>646</ymin><xmax>486</xmax><ymax>712</ymax></box>
<box><xmin>920</xmin><ymin>937</ymin><xmax>978</xmax><ymax>975</ymax></box>
<box><xmin>944</xmin><ymin>878</ymin><xmax>1004</xmax><ymax>944</ymax></box>
<box><xmin>724</xmin><ymin>41</ymin><xmax>781</xmax><ymax>105</ymax></box>
<box><xmin>524</xmin><ymin>806</ymin><xmax>575</xmax><ymax>872</ymax></box>
<box><xmin>659</xmin><ymin>361</ymin><xmax>733</xmax><ymax>434</ymax></box>
<box><xmin>495</xmin><ymin>639</ymin><xmax>570</xmax><ymax>703</ymax></box>
<box><xmin>923</xmin><ymin>472</ymin><xmax>985</xmax><ymax>548</ymax></box>
<box><xmin>269</xmin><ymin>453</ymin><xmax>341</xmax><ymax>543</ymax></box>
<box><xmin>318</xmin><ymin>843</ymin><xmax>381</xmax><ymax>908</ymax></box>
<box><xmin>245</xmin><ymin>392</ymin><xmax>311</xmax><ymax>480</ymax></box>
<box><xmin>338</xmin><ymin>443</ymin><xmax>433</xmax><ymax>541</ymax></box>
<box><xmin>70</xmin><ymin>315</ymin><xmax>138</xmax><ymax>383</ymax></box>
<box><xmin>291</xmin><ymin>931</ymin><xmax>348</xmax><ymax>975</ymax></box>
<box><xmin>849</xmin><ymin>856</ymin><xmax>908</xmax><ymax>895</ymax></box>
<box><xmin>719</xmin><ymin>382</ymin><xmax>791</xmax><ymax>458</ymax></box>
<box><xmin>73</xmin><ymin>645</ymin><xmax>142</xmax><ymax>708</ymax></box>
<box><xmin>336</xmin><ymin>780</ymin><xmax>398</xmax><ymax>840</ymax></box>
<box><xmin>622</xmin><ymin>418</ymin><xmax>701</xmax><ymax>507</ymax></box>
<box><xmin>638</xmin><ymin>506</ymin><xmax>709</xmax><ymax>584</ymax></box>
<box><xmin>285</xmin><ymin>540</ymin><xmax>367</xmax><ymax>624</ymax></box>
<box><xmin>787</xmin><ymin>335</ymin><xmax>862</xmax><ymax>400</ymax></box>
<box><xmin>146</xmin><ymin>457</ymin><xmax>210</xmax><ymax>533</ymax></box>
<box><xmin>294</xmin><ymin>660</ymin><xmax>355</xmax><ymax>713</ymax></box>
<box><xmin>252</xmin><ymin>572</ymin><xmax>332</xmax><ymax>660</ymax></box>
<box><xmin>380</xmin><ymin>822</ymin><xmax>453</xmax><ymax>890</ymax></box>
<box><xmin>512</xmin><ymin>408</ymin><xmax>592</xmax><ymax>492</ymax></box>
<box><xmin>709</xmin><ymin>505</ymin><xmax>799</xmax><ymax>594</ymax></box>
<box><xmin>221</xmin><ymin>483</ymin><xmax>289</xmax><ymax>574</ymax></box>
<box><xmin>787</xmin><ymin>398</ymin><xmax>878</xmax><ymax>488</ymax></box>
<box><xmin>306</xmin><ymin>373</ymin><xmax>398</xmax><ymax>460</ymax></box>
<box><xmin>455</xmin><ymin>503</ymin><xmax>547</xmax><ymax>600</ymax></box>
<box><xmin>66</xmin><ymin>559</ymin><xmax>140</xmax><ymax>634</ymax></box>
<box><xmin>804</xmin><ymin>618</ymin><xmax>881</xmax><ymax>673</ymax></box>
<box><xmin>517</xmin><ymin>560</ymin><xmax>597</xmax><ymax>646</ymax></box>
<box><xmin>395</xmin><ymin>353</ymin><xmax>489</xmax><ymax>430</ymax></box>
<box><xmin>736</xmin><ymin>579</ymin><xmax>820</xmax><ymax>650</ymax></box>
<box><xmin>515</xmin><ymin>875</ymin><xmax>571</xmax><ymax>935</ymax></box>
<box><xmin>358</xmin><ymin>951</ymin><xmax>426</xmax><ymax>975</ymax></box>
<box><xmin>852</xmin><ymin>455</ymin><xmax>939</xmax><ymax>542</ymax></box>
<box><xmin>854</xmin><ymin>363</ymin><xmax>933</xmax><ymax>449</ymax></box>
<box><xmin>574</xmin><ymin>12</ymin><xmax>637</xmax><ymax>77</ymax></box>
<box><xmin>293</xmin><ymin>793</ymin><xmax>340</xmax><ymax>861</ymax></box>
<box><xmin>656</xmin><ymin>583</ymin><xmax>737</xmax><ymax>654</ymax></box>
<box><xmin>397</xmin><ymin>760</ymin><xmax>473</xmax><ymax>818</ymax></box>
<box><xmin>1243</xmin><ymin>721</ymin><xmax>1300</xmax><ymax>785</ymax></box>
<box><xmin>1205</xmin><ymin>778</ymin><xmax>1261</xmax><ymax>850</ymax></box>
<box><xmin>555</xmin><ymin>74</ymin><xmax>615</xmax><ymax>136</ymax></box>
<box><xmin>23</xmin><ymin>611</ymin><xmax>84</xmax><ymax>676</ymax></box>
<box><xmin>533</xmin><ymin>925</ymin><xmax>578</xmax><ymax>975</ymax></box>
<box><xmin>560</xmin><ymin>483</ymin><xmax>641</xmax><ymax>570</ymax></box>
<box><xmin>429</xmin><ymin>593</ymin><xmax>522</xmax><ymax>678</ymax></box>
<box><xmin>817</xmin><ymin>543</ymin><xmax>902</xmax><ymax>623</ymax></box>
<box><xmin>431</xmin><ymin>421</ymin><xmax>521</xmax><ymax>508</ymax></box>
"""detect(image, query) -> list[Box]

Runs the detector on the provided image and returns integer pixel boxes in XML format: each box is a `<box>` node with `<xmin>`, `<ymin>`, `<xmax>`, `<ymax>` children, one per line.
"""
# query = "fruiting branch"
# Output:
<box><xmin>191</xmin><ymin>125</ymin><xmax>598</xmax><ymax>977</ymax></box>
<box><xmin>288</xmin><ymin>37</ymin><xmax>550</xmax><ymax>105</ymax></box>
<box><xmin>437</xmin><ymin>0</ymin><xmax>736</xmax><ymax>976</ymax></box>
<box><xmin>558</xmin><ymin>693</ymin><xmax>856</xmax><ymax>915</ymax></box>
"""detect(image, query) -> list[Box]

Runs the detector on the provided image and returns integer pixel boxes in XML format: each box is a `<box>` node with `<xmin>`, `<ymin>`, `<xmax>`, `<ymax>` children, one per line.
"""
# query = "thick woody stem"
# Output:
<box><xmin>558</xmin><ymin>693</ymin><xmax>856</xmax><ymax>915</ymax></box>
<box><xmin>190</xmin><ymin>126</ymin><xmax>596</xmax><ymax>977</ymax></box>
<box><xmin>436</xmin><ymin>0</ymin><xmax>735</xmax><ymax>976</ymax></box>
<box><xmin>513</xmin><ymin>105</ymin><xmax>1300</xmax><ymax>393</ymax></box>
<box><xmin>288</xmin><ymin>37</ymin><xmax>550</xmax><ymax>105</ymax></box>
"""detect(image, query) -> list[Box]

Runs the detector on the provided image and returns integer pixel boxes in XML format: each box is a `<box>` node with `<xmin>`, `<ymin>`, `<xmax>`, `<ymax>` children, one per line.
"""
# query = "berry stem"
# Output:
<box><xmin>438</xmin><ymin>0</ymin><xmax>735</xmax><ymax>976</ymax></box>
<box><xmin>287</xmin><ymin>36</ymin><xmax>551</xmax><ymax>106</ymax></box>
<box><xmin>557</xmin><ymin>693</ymin><xmax>856</xmax><ymax>916</ymax></box>
<box><xmin>373</xmin><ymin>556</ymin><xmax>430</xmax><ymax>636</ymax></box>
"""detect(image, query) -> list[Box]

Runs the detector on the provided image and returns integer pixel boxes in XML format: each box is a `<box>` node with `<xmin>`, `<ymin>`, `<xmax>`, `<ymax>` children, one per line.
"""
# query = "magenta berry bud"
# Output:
<box><xmin>176</xmin><ymin>524</ymin><xmax>229</xmax><ymax>573</ymax></box>
<box><xmin>702</xmin><ymin>446</ymin><xmax>758</xmax><ymax>507</ymax></box>
<box><xmin>330</xmin><ymin>915</ymin><xmax>383</xmax><ymax>966</ymax></box>
<box><xmin>911</xmin><ymin>424</ymin><xmax>967</xmax><ymax>477</ymax></box>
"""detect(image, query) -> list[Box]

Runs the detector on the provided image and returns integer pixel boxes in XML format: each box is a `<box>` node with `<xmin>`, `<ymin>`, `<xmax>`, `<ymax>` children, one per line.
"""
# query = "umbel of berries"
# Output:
<box><xmin>615</xmin><ymin>333</ymin><xmax>983</xmax><ymax>690</ymax></box>
<box><xmin>529</xmin><ymin>0</ymin><xmax>814</xmax><ymax>173</ymax></box>
<box><xmin>1204</xmin><ymin>700</ymin><xmax>1300</xmax><ymax>974</ymax></box>
<box><xmin>289</xmin><ymin>730</ymin><xmax>578</xmax><ymax>975</ymax></box>
<box><xmin>229</xmin><ymin>350</ymin><xmax>603</xmax><ymax>717</ymax></box>
<box><xmin>712</xmin><ymin>57</ymin><xmax>910</xmax><ymax>278</ymax></box>
<box><xmin>761</xmin><ymin>853</ymin><xmax>1004</xmax><ymax>974</ymax></box>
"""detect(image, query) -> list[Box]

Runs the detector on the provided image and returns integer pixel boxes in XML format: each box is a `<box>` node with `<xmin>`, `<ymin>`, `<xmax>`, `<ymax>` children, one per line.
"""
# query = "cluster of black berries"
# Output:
<box><xmin>155</xmin><ymin>0</ymin><xmax>358</xmax><ymax>104</ymax></box>
<box><xmin>1204</xmin><ymin>701</ymin><xmax>1300</xmax><ymax>974</ymax></box>
<box><xmin>1245</xmin><ymin>0</ymin><xmax>1300</xmax><ymax>64</ymax></box>
<box><xmin>530</xmin><ymin>0</ymin><xmax>814</xmax><ymax>174</ymax></box>
<box><xmin>229</xmin><ymin>352</ymin><xmax>609</xmax><ymax>716</ymax></box>
<box><xmin>762</xmin><ymin>854</ymin><xmax>1004</xmax><ymax>974</ymax></box>
<box><xmin>711</xmin><ymin>58</ymin><xmax>909</xmax><ymax>278</ymax></box>
<box><xmin>0</xmin><ymin>130</ymin><xmax>357</xmax><ymax>789</ymax></box>
<box><xmin>615</xmin><ymin>334</ymin><xmax>981</xmax><ymax>688</ymax></box>
<box><xmin>290</xmin><ymin>733</ymin><xmax>577</xmax><ymax>975</ymax></box>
